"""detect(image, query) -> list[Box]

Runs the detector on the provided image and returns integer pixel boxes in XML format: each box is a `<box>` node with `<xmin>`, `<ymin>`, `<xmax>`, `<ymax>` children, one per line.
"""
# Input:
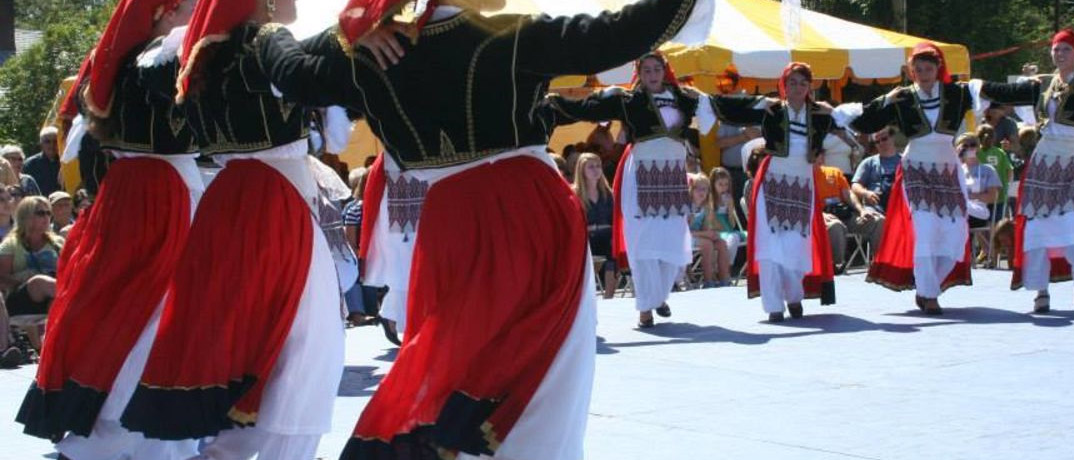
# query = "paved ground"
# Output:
<box><xmin>2</xmin><ymin>269</ymin><xmax>1072</xmax><ymax>459</ymax></box>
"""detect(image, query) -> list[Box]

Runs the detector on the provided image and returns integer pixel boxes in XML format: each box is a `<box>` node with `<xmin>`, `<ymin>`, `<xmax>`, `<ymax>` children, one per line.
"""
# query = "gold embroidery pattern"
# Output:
<box><xmin>653</xmin><ymin>0</ymin><xmax>697</xmax><ymax>50</ymax></box>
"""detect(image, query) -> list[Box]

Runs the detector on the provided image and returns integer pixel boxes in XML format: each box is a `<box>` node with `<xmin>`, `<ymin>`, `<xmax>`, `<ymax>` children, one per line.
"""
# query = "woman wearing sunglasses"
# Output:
<box><xmin>0</xmin><ymin>197</ymin><xmax>61</xmax><ymax>351</ymax></box>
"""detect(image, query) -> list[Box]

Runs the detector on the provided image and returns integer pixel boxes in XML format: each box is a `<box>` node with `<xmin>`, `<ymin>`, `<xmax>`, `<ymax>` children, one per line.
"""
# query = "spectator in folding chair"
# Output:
<box><xmin>815</xmin><ymin>154</ymin><xmax>882</xmax><ymax>273</ymax></box>
<box><xmin>0</xmin><ymin>197</ymin><xmax>62</xmax><ymax>352</ymax></box>
<box><xmin>959</xmin><ymin>134</ymin><xmax>1002</xmax><ymax>231</ymax></box>
<box><xmin>975</xmin><ymin>124</ymin><xmax>1013</xmax><ymax>218</ymax></box>
<box><xmin>573</xmin><ymin>153</ymin><xmax>618</xmax><ymax>299</ymax></box>
<box><xmin>687</xmin><ymin>173</ymin><xmax>732</xmax><ymax>288</ymax></box>
<box><xmin>851</xmin><ymin>126</ymin><xmax>901</xmax><ymax>218</ymax></box>
<box><xmin>709</xmin><ymin>167</ymin><xmax>746</xmax><ymax>269</ymax></box>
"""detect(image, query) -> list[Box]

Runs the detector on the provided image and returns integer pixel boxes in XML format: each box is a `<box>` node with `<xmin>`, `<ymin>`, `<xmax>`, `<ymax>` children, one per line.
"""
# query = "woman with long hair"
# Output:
<box><xmin>573</xmin><ymin>152</ymin><xmax>617</xmax><ymax>299</ymax></box>
<box><xmin>544</xmin><ymin>52</ymin><xmax>699</xmax><ymax>328</ymax></box>
<box><xmin>707</xmin><ymin>62</ymin><xmax>838</xmax><ymax>322</ymax></box>
<box><xmin>687</xmin><ymin>173</ymin><xmax>732</xmax><ymax>287</ymax></box>
<box><xmin>0</xmin><ymin>197</ymin><xmax>62</xmax><ymax>351</ymax></box>
<box><xmin>709</xmin><ymin>166</ymin><xmax>746</xmax><ymax>266</ymax></box>
<box><xmin>14</xmin><ymin>2</ymin><xmax>202</xmax><ymax>458</ymax></box>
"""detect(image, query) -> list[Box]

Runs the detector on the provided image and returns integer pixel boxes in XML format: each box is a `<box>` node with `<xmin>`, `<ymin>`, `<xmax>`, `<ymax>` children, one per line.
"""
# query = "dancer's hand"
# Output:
<box><xmin>762</xmin><ymin>97</ymin><xmax>782</xmax><ymax>114</ymax></box>
<box><xmin>813</xmin><ymin>101</ymin><xmax>834</xmax><ymax>115</ymax></box>
<box><xmin>358</xmin><ymin>21</ymin><xmax>414</xmax><ymax>70</ymax></box>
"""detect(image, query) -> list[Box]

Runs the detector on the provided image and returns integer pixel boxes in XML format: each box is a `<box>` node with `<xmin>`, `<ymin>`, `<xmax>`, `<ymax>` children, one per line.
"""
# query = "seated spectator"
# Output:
<box><xmin>23</xmin><ymin>127</ymin><xmax>63</xmax><ymax>196</ymax></box>
<box><xmin>715</xmin><ymin>121</ymin><xmax>761</xmax><ymax>219</ymax></box>
<box><xmin>550</xmin><ymin>153</ymin><xmax>570</xmax><ymax>180</ymax></box>
<box><xmin>48</xmin><ymin>191</ymin><xmax>74</xmax><ymax>236</ymax></box>
<box><xmin>573</xmin><ymin>153</ymin><xmax>618</xmax><ymax>298</ymax></box>
<box><xmin>0</xmin><ymin>187</ymin><xmax>14</xmax><ymax>240</ymax></box>
<box><xmin>0</xmin><ymin>197</ymin><xmax>63</xmax><ymax>351</ymax></box>
<box><xmin>816</xmin><ymin>155</ymin><xmax>882</xmax><ymax>271</ymax></box>
<box><xmin>820</xmin><ymin>130</ymin><xmax>861</xmax><ymax>179</ymax></box>
<box><xmin>72</xmin><ymin>188</ymin><xmax>93</xmax><ymax>218</ymax></box>
<box><xmin>852</xmin><ymin>127</ymin><xmax>901</xmax><ymax>214</ymax></box>
<box><xmin>0</xmin><ymin>156</ymin><xmax>17</xmax><ymax>187</ymax></box>
<box><xmin>0</xmin><ymin>145</ymin><xmax>41</xmax><ymax>196</ymax></box>
<box><xmin>1014</xmin><ymin>125</ymin><xmax>1040</xmax><ymax>179</ymax></box>
<box><xmin>7</xmin><ymin>185</ymin><xmax>24</xmax><ymax>207</ymax></box>
<box><xmin>975</xmin><ymin>124</ymin><xmax>1013</xmax><ymax>215</ymax></box>
<box><xmin>562</xmin><ymin>144</ymin><xmax>581</xmax><ymax>179</ymax></box>
<box><xmin>687</xmin><ymin>173</ymin><xmax>731</xmax><ymax>288</ymax></box>
<box><xmin>342</xmin><ymin>167</ymin><xmax>377</xmax><ymax>326</ymax></box>
<box><xmin>740</xmin><ymin>139</ymin><xmax>767</xmax><ymax>219</ymax></box>
<box><xmin>586</xmin><ymin>123</ymin><xmax>627</xmax><ymax>182</ymax></box>
<box><xmin>347</xmin><ymin>166</ymin><xmax>367</xmax><ymax>191</ymax></box>
<box><xmin>985</xmin><ymin>104</ymin><xmax>1021</xmax><ymax>155</ymax></box>
<box><xmin>708</xmin><ymin>167</ymin><xmax>746</xmax><ymax>265</ymax></box>
<box><xmin>957</xmin><ymin>134</ymin><xmax>1002</xmax><ymax>229</ymax></box>
<box><xmin>1</xmin><ymin>296</ymin><xmax>24</xmax><ymax>368</ymax></box>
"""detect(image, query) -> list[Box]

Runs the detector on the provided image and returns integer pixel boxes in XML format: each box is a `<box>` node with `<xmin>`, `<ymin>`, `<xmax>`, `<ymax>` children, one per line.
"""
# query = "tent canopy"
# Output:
<box><xmin>293</xmin><ymin>0</ymin><xmax>970</xmax><ymax>84</ymax></box>
<box><xmin>493</xmin><ymin>0</ymin><xmax>970</xmax><ymax>86</ymax></box>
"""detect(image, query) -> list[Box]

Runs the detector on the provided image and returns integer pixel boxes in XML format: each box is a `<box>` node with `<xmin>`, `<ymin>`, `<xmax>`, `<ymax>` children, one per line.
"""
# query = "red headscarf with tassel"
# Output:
<box><xmin>177</xmin><ymin>0</ymin><xmax>257</xmax><ymax>102</ymax></box>
<box><xmin>58</xmin><ymin>55</ymin><xmax>93</xmax><ymax>120</ymax></box>
<box><xmin>908</xmin><ymin>41</ymin><xmax>952</xmax><ymax>84</ymax></box>
<box><xmin>1052</xmin><ymin>29</ymin><xmax>1074</xmax><ymax>49</ymax></box>
<box><xmin>339</xmin><ymin>0</ymin><xmax>439</xmax><ymax>47</ymax></box>
<box><xmin>630</xmin><ymin>51</ymin><xmax>679</xmax><ymax>90</ymax></box>
<box><xmin>777</xmin><ymin>61</ymin><xmax>813</xmax><ymax>100</ymax></box>
<box><xmin>72</xmin><ymin>0</ymin><xmax>184</xmax><ymax>118</ymax></box>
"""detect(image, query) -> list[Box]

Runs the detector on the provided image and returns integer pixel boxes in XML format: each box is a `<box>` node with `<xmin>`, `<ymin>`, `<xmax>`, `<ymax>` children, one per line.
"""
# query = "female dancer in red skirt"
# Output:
<box><xmin>967</xmin><ymin>30</ymin><xmax>1074</xmax><ymax>312</ymax></box>
<box><xmin>706</xmin><ymin>62</ymin><xmax>838</xmax><ymax>322</ymax></box>
<box><xmin>16</xmin><ymin>1</ymin><xmax>201</xmax><ymax>458</ymax></box>
<box><xmin>119</xmin><ymin>0</ymin><xmax>347</xmax><ymax>458</ymax></box>
<box><xmin>543</xmin><ymin>53</ymin><xmax>698</xmax><ymax>329</ymax></box>
<box><xmin>833</xmin><ymin>43</ymin><xmax>980</xmax><ymax>315</ymax></box>
<box><xmin>255</xmin><ymin>0</ymin><xmax>713</xmax><ymax>457</ymax></box>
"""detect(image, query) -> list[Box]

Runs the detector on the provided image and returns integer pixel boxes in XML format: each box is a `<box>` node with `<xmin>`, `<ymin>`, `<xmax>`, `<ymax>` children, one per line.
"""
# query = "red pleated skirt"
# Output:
<box><xmin>342</xmin><ymin>155</ymin><xmax>589</xmax><ymax>458</ymax></box>
<box><xmin>866</xmin><ymin>164</ymin><xmax>972</xmax><ymax>292</ymax></box>
<box><xmin>120</xmin><ymin>159</ymin><xmax>313</xmax><ymax>440</ymax></box>
<box><xmin>17</xmin><ymin>157</ymin><xmax>192</xmax><ymax>439</ymax></box>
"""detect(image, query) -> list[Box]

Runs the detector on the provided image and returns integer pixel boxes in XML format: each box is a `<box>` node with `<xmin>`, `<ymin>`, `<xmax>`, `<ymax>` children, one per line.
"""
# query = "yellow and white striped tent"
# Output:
<box><xmin>497</xmin><ymin>0</ymin><xmax>970</xmax><ymax>89</ymax></box>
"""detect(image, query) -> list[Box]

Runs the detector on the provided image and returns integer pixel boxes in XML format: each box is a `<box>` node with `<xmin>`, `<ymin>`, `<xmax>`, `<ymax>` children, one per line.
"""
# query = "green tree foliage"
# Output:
<box><xmin>0</xmin><ymin>0</ymin><xmax>114</xmax><ymax>153</ymax></box>
<box><xmin>807</xmin><ymin>0</ymin><xmax>1060</xmax><ymax>81</ymax></box>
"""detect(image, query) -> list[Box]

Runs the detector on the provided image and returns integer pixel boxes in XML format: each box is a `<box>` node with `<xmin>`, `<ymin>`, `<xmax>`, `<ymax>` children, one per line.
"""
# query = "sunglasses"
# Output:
<box><xmin>34</xmin><ymin>209</ymin><xmax>51</xmax><ymax>217</ymax></box>
<box><xmin>961</xmin><ymin>142</ymin><xmax>980</xmax><ymax>148</ymax></box>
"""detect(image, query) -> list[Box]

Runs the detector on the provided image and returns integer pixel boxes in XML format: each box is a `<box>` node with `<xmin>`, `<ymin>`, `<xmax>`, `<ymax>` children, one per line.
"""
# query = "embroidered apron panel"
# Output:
<box><xmin>762</xmin><ymin>172</ymin><xmax>813</xmax><ymax>236</ymax></box>
<box><xmin>635</xmin><ymin>159</ymin><xmax>690</xmax><ymax>218</ymax></box>
<box><xmin>1021</xmin><ymin>151</ymin><xmax>1074</xmax><ymax>219</ymax></box>
<box><xmin>386</xmin><ymin>172</ymin><xmax>429</xmax><ymax>235</ymax></box>
<box><xmin>902</xmin><ymin>161</ymin><xmax>966</xmax><ymax>220</ymax></box>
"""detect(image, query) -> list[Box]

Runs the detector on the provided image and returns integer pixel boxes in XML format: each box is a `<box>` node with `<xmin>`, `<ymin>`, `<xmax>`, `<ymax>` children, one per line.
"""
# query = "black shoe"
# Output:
<box><xmin>381</xmin><ymin>319</ymin><xmax>402</xmax><ymax>346</ymax></box>
<box><xmin>787</xmin><ymin>303</ymin><xmax>804</xmax><ymax>319</ymax></box>
<box><xmin>637</xmin><ymin>317</ymin><xmax>655</xmax><ymax>329</ymax></box>
<box><xmin>0</xmin><ymin>347</ymin><xmax>22</xmax><ymax>369</ymax></box>
<box><xmin>923</xmin><ymin>299</ymin><xmax>943</xmax><ymax>315</ymax></box>
<box><xmin>655</xmin><ymin>303</ymin><xmax>671</xmax><ymax>318</ymax></box>
<box><xmin>768</xmin><ymin>312</ymin><xmax>785</xmax><ymax>323</ymax></box>
<box><xmin>1033</xmin><ymin>294</ymin><xmax>1051</xmax><ymax>313</ymax></box>
<box><xmin>914</xmin><ymin>296</ymin><xmax>927</xmax><ymax>312</ymax></box>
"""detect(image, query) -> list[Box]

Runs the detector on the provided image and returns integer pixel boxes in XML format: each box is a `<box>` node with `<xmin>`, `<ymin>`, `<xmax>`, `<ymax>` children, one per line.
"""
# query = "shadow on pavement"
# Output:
<box><xmin>338</xmin><ymin>365</ymin><xmax>382</xmax><ymax>397</ymax></box>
